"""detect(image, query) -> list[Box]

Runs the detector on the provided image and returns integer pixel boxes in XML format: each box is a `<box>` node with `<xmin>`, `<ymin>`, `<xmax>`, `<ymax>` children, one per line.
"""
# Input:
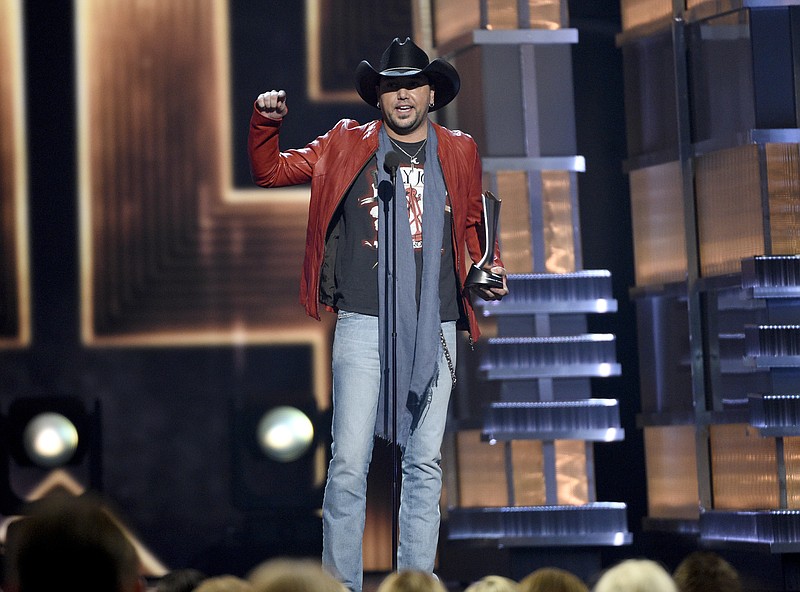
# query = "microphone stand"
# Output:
<box><xmin>382</xmin><ymin>153</ymin><xmax>401</xmax><ymax>572</ymax></box>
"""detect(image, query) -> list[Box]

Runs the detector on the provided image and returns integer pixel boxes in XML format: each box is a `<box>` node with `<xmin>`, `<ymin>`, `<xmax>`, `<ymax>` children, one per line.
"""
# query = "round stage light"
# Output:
<box><xmin>256</xmin><ymin>406</ymin><xmax>314</xmax><ymax>463</ymax></box>
<box><xmin>22</xmin><ymin>412</ymin><xmax>80</xmax><ymax>468</ymax></box>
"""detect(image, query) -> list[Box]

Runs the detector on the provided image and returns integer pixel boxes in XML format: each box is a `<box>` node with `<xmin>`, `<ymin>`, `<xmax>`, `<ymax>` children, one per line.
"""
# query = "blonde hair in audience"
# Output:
<box><xmin>194</xmin><ymin>575</ymin><xmax>254</xmax><ymax>592</ymax></box>
<box><xmin>520</xmin><ymin>567</ymin><xmax>588</xmax><ymax>592</ymax></box>
<box><xmin>248</xmin><ymin>558</ymin><xmax>346</xmax><ymax>592</ymax></box>
<box><xmin>464</xmin><ymin>574</ymin><xmax>518</xmax><ymax>592</ymax></box>
<box><xmin>593</xmin><ymin>559</ymin><xmax>677</xmax><ymax>592</ymax></box>
<box><xmin>376</xmin><ymin>570</ymin><xmax>448</xmax><ymax>592</ymax></box>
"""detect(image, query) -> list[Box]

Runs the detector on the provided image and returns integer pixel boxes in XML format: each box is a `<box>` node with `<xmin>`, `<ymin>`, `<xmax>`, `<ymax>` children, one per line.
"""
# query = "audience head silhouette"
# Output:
<box><xmin>464</xmin><ymin>574</ymin><xmax>519</xmax><ymax>592</ymax></box>
<box><xmin>520</xmin><ymin>567</ymin><xmax>588</xmax><ymax>592</ymax></box>
<box><xmin>593</xmin><ymin>559</ymin><xmax>677</xmax><ymax>592</ymax></box>
<box><xmin>195</xmin><ymin>574</ymin><xmax>255</xmax><ymax>592</ymax></box>
<box><xmin>5</xmin><ymin>493</ymin><xmax>143</xmax><ymax>592</ymax></box>
<box><xmin>376</xmin><ymin>570</ymin><xmax>448</xmax><ymax>592</ymax></box>
<box><xmin>673</xmin><ymin>551</ymin><xmax>742</xmax><ymax>592</ymax></box>
<box><xmin>247</xmin><ymin>557</ymin><xmax>346</xmax><ymax>592</ymax></box>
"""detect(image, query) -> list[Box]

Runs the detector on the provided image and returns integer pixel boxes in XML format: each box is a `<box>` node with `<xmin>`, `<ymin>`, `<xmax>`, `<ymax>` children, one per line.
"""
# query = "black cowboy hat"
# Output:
<box><xmin>354</xmin><ymin>37</ymin><xmax>460</xmax><ymax>112</ymax></box>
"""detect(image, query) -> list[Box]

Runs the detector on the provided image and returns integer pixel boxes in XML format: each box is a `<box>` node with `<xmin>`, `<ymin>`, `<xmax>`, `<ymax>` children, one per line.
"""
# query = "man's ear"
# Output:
<box><xmin>429</xmin><ymin>87</ymin><xmax>435</xmax><ymax>107</ymax></box>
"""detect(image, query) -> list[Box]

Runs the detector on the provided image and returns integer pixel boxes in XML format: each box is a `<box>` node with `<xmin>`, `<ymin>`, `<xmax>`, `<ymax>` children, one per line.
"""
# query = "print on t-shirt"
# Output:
<box><xmin>360</xmin><ymin>165</ymin><xmax>426</xmax><ymax>252</ymax></box>
<box><xmin>360</xmin><ymin>169</ymin><xmax>380</xmax><ymax>251</ymax></box>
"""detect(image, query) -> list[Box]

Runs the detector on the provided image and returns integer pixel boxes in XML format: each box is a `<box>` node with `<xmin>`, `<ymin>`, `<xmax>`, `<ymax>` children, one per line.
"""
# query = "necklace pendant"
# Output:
<box><xmin>410</xmin><ymin>156</ymin><xmax>419</xmax><ymax>165</ymax></box>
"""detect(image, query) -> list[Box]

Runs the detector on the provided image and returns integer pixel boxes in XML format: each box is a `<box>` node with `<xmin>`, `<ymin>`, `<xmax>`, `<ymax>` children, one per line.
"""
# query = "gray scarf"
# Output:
<box><xmin>375</xmin><ymin>122</ymin><xmax>446</xmax><ymax>447</ymax></box>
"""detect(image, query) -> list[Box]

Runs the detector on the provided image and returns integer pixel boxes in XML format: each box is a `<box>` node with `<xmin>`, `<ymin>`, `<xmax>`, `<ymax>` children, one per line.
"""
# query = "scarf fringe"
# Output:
<box><xmin>376</xmin><ymin>358</ymin><xmax>442</xmax><ymax>450</ymax></box>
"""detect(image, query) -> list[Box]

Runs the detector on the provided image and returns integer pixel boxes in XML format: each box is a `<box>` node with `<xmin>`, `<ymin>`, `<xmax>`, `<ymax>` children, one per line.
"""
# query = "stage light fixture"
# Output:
<box><xmin>7</xmin><ymin>397</ymin><xmax>92</xmax><ymax>469</ymax></box>
<box><xmin>256</xmin><ymin>406</ymin><xmax>314</xmax><ymax>463</ymax></box>
<box><xmin>0</xmin><ymin>396</ymin><xmax>102</xmax><ymax>513</ymax></box>
<box><xmin>22</xmin><ymin>412</ymin><xmax>80</xmax><ymax>468</ymax></box>
<box><xmin>232</xmin><ymin>397</ymin><xmax>329</xmax><ymax>512</ymax></box>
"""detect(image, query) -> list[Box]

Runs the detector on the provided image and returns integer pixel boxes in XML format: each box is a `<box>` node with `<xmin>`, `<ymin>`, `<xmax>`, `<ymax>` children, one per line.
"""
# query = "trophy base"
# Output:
<box><xmin>465</xmin><ymin>265</ymin><xmax>504</xmax><ymax>289</ymax></box>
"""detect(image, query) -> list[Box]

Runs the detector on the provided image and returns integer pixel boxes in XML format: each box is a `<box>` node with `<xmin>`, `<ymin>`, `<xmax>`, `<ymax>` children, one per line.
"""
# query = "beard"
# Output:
<box><xmin>383</xmin><ymin>105</ymin><xmax>429</xmax><ymax>136</ymax></box>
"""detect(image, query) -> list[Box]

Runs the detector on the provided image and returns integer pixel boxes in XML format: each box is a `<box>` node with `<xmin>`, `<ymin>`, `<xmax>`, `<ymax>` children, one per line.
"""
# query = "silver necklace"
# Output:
<box><xmin>389</xmin><ymin>137</ymin><xmax>427</xmax><ymax>168</ymax></box>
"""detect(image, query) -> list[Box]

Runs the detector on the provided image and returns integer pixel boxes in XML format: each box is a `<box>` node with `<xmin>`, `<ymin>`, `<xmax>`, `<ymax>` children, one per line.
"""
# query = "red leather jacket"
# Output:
<box><xmin>248</xmin><ymin>108</ymin><xmax>502</xmax><ymax>340</ymax></box>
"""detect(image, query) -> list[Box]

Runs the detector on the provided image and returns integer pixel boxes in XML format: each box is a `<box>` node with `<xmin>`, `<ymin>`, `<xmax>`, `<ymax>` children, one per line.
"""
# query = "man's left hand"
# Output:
<box><xmin>470</xmin><ymin>266</ymin><xmax>508</xmax><ymax>301</ymax></box>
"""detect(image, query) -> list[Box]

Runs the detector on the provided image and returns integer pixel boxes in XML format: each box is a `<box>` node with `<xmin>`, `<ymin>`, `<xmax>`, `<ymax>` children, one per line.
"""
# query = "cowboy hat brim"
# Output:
<box><xmin>354</xmin><ymin>58</ymin><xmax>460</xmax><ymax>112</ymax></box>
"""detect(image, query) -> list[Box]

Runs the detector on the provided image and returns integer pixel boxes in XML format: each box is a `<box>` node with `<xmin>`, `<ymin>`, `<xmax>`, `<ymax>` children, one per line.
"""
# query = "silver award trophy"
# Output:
<box><xmin>465</xmin><ymin>190</ymin><xmax>504</xmax><ymax>289</ymax></box>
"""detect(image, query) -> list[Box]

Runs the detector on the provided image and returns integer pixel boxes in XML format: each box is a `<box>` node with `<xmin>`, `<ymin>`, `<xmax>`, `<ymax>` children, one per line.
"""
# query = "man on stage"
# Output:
<box><xmin>248</xmin><ymin>37</ymin><xmax>507</xmax><ymax>592</ymax></box>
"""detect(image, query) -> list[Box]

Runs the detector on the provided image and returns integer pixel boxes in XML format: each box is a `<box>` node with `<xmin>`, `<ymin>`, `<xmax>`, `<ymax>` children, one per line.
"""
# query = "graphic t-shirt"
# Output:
<box><xmin>333</xmin><ymin>138</ymin><xmax>459</xmax><ymax>321</ymax></box>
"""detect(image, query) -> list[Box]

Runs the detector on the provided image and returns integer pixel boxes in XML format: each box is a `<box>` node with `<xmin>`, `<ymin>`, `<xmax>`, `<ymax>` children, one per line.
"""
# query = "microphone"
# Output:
<box><xmin>384</xmin><ymin>151</ymin><xmax>400</xmax><ymax>178</ymax></box>
<box><xmin>379</xmin><ymin>152</ymin><xmax>401</xmax><ymax>205</ymax></box>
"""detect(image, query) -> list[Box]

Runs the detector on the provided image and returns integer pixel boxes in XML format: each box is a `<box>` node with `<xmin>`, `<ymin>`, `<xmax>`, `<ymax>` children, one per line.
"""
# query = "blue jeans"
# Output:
<box><xmin>322</xmin><ymin>311</ymin><xmax>457</xmax><ymax>592</ymax></box>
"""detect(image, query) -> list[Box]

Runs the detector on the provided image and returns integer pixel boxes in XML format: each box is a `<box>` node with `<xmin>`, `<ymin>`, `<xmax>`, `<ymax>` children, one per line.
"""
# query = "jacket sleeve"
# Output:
<box><xmin>247</xmin><ymin>105</ymin><xmax>326</xmax><ymax>187</ymax></box>
<box><xmin>463</xmin><ymin>140</ymin><xmax>504</xmax><ymax>269</ymax></box>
